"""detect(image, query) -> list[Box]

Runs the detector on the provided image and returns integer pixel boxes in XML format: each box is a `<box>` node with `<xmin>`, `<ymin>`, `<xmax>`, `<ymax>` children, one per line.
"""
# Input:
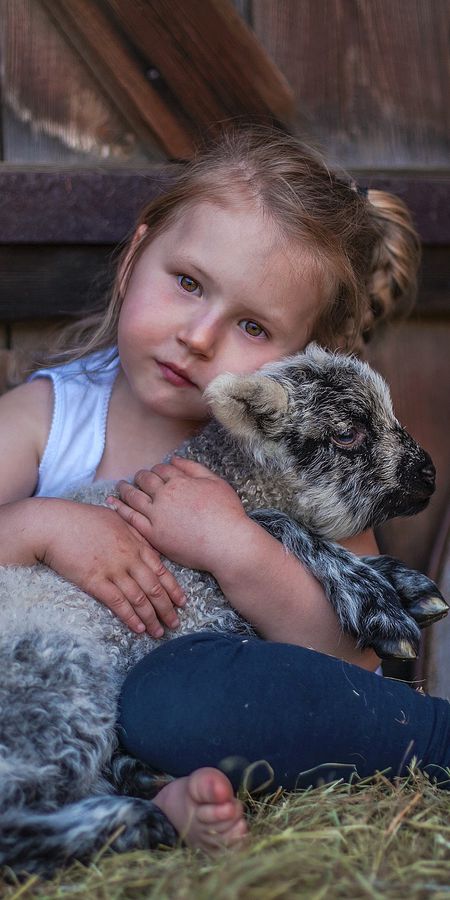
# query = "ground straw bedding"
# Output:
<box><xmin>2</xmin><ymin>771</ymin><xmax>450</xmax><ymax>899</ymax></box>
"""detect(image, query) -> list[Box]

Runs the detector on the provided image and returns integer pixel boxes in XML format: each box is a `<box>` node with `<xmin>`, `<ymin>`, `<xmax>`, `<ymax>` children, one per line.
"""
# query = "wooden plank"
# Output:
<box><xmin>252</xmin><ymin>0</ymin><xmax>450</xmax><ymax>168</ymax></box>
<box><xmin>0</xmin><ymin>245</ymin><xmax>113</xmax><ymax>319</ymax></box>
<box><xmin>0</xmin><ymin>168</ymin><xmax>174</xmax><ymax>243</ymax></box>
<box><xmin>40</xmin><ymin>0</ymin><xmax>195</xmax><ymax>158</ymax></box>
<box><xmin>369</xmin><ymin>321</ymin><xmax>450</xmax><ymax>574</ymax></box>
<box><xmin>0</xmin><ymin>351</ymin><xmax>14</xmax><ymax>395</ymax></box>
<box><xmin>1</xmin><ymin>167</ymin><xmax>449</xmax><ymax>244</ymax></box>
<box><xmin>105</xmin><ymin>0</ymin><xmax>295</xmax><ymax>126</ymax></box>
<box><xmin>1</xmin><ymin>0</ymin><xmax>154</xmax><ymax>163</ymax></box>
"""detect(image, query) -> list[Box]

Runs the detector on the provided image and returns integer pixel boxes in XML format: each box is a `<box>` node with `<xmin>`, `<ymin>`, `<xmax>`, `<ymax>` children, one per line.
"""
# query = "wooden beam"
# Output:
<box><xmin>105</xmin><ymin>0</ymin><xmax>295</xmax><ymax>126</ymax></box>
<box><xmin>0</xmin><ymin>166</ymin><xmax>175</xmax><ymax>243</ymax></box>
<box><xmin>0</xmin><ymin>167</ymin><xmax>449</xmax><ymax>244</ymax></box>
<box><xmin>40</xmin><ymin>0</ymin><xmax>195</xmax><ymax>158</ymax></box>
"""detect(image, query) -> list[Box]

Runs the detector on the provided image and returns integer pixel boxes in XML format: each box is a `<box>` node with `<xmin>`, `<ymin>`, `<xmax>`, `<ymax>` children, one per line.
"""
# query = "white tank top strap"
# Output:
<box><xmin>29</xmin><ymin>348</ymin><xmax>120</xmax><ymax>497</ymax></box>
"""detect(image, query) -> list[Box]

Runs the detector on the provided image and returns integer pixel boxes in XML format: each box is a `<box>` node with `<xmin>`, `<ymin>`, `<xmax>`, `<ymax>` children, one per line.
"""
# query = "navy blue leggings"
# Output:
<box><xmin>118</xmin><ymin>632</ymin><xmax>450</xmax><ymax>793</ymax></box>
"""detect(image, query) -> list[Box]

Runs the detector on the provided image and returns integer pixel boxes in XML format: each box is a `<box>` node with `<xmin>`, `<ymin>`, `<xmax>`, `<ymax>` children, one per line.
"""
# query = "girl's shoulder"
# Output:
<box><xmin>0</xmin><ymin>377</ymin><xmax>53</xmax><ymax>441</ymax></box>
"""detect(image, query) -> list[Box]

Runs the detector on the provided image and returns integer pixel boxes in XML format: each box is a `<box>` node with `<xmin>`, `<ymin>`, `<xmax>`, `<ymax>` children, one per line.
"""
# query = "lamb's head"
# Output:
<box><xmin>205</xmin><ymin>344</ymin><xmax>435</xmax><ymax>540</ymax></box>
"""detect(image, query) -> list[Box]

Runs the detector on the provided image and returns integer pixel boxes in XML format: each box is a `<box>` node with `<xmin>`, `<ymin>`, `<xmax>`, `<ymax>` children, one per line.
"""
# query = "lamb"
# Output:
<box><xmin>0</xmin><ymin>344</ymin><xmax>447</xmax><ymax>875</ymax></box>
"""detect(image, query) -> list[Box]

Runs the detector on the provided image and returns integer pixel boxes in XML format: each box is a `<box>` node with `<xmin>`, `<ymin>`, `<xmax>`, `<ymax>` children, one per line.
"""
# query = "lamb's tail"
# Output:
<box><xmin>0</xmin><ymin>794</ymin><xmax>178</xmax><ymax>876</ymax></box>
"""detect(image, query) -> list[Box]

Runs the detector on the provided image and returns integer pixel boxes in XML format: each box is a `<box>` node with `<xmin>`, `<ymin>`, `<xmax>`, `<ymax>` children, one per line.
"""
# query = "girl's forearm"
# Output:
<box><xmin>0</xmin><ymin>497</ymin><xmax>65</xmax><ymax>565</ymax></box>
<box><xmin>211</xmin><ymin>519</ymin><xmax>380</xmax><ymax>671</ymax></box>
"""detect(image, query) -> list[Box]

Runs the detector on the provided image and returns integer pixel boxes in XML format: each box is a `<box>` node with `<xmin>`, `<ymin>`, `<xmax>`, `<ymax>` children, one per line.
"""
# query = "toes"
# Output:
<box><xmin>197</xmin><ymin>798</ymin><xmax>243</xmax><ymax>826</ymax></box>
<box><xmin>188</xmin><ymin>767</ymin><xmax>234</xmax><ymax>807</ymax></box>
<box><xmin>201</xmin><ymin>813</ymin><xmax>249</xmax><ymax>849</ymax></box>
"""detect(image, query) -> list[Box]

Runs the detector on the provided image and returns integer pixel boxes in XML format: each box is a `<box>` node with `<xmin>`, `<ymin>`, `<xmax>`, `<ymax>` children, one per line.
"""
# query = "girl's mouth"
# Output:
<box><xmin>157</xmin><ymin>361</ymin><xmax>197</xmax><ymax>388</ymax></box>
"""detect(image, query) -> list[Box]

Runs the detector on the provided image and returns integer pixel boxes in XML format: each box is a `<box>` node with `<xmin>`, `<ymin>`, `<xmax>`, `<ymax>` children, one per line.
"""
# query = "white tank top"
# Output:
<box><xmin>29</xmin><ymin>348</ymin><xmax>120</xmax><ymax>497</ymax></box>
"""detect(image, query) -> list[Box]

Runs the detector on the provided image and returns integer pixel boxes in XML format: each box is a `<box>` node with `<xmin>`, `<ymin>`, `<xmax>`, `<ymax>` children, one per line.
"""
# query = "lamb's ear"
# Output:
<box><xmin>205</xmin><ymin>372</ymin><xmax>289</xmax><ymax>441</ymax></box>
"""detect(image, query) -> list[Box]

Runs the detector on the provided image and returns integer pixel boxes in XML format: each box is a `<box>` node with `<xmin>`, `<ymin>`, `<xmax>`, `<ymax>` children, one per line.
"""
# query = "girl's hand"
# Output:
<box><xmin>39</xmin><ymin>500</ymin><xmax>186</xmax><ymax>637</ymax></box>
<box><xmin>110</xmin><ymin>457</ymin><xmax>248</xmax><ymax>573</ymax></box>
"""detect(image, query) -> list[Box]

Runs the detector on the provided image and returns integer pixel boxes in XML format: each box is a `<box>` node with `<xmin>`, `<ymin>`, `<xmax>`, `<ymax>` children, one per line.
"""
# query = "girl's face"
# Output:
<box><xmin>118</xmin><ymin>199</ymin><xmax>324</xmax><ymax>424</ymax></box>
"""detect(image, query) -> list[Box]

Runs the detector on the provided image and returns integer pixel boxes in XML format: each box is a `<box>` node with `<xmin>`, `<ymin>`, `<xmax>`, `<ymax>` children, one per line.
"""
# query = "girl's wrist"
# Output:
<box><xmin>210</xmin><ymin>517</ymin><xmax>277</xmax><ymax>587</ymax></box>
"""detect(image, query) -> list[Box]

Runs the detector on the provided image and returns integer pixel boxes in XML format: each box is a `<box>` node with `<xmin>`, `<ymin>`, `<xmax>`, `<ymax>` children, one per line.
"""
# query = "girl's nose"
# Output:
<box><xmin>177</xmin><ymin>314</ymin><xmax>219</xmax><ymax>358</ymax></box>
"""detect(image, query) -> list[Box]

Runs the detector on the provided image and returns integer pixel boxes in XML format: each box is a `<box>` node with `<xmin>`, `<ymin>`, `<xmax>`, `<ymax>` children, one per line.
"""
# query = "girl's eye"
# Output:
<box><xmin>239</xmin><ymin>320</ymin><xmax>267</xmax><ymax>338</ymax></box>
<box><xmin>331</xmin><ymin>427</ymin><xmax>364</xmax><ymax>448</ymax></box>
<box><xmin>177</xmin><ymin>275</ymin><xmax>202</xmax><ymax>296</ymax></box>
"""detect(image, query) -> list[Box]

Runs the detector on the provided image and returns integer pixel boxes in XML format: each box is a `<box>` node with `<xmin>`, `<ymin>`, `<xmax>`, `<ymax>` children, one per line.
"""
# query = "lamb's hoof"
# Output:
<box><xmin>371</xmin><ymin>638</ymin><xmax>418</xmax><ymax>660</ymax></box>
<box><xmin>408</xmin><ymin>595</ymin><xmax>449</xmax><ymax>627</ymax></box>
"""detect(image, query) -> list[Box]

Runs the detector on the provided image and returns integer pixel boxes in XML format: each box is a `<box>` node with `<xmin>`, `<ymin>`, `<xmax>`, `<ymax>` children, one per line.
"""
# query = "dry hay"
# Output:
<box><xmin>2</xmin><ymin>770</ymin><xmax>450</xmax><ymax>900</ymax></box>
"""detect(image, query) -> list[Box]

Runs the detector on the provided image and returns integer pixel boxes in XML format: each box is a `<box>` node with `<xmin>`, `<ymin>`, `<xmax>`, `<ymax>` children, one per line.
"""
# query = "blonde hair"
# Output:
<box><xmin>44</xmin><ymin>126</ymin><xmax>420</xmax><ymax>367</ymax></box>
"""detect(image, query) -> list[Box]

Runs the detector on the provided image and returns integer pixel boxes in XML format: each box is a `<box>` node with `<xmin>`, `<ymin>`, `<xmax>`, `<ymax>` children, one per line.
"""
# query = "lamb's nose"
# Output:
<box><xmin>420</xmin><ymin>459</ymin><xmax>436</xmax><ymax>487</ymax></box>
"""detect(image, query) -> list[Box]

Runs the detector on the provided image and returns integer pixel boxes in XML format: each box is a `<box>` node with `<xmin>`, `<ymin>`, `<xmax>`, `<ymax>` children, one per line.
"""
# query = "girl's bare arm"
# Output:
<box><xmin>0</xmin><ymin>382</ymin><xmax>186</xmax><ymax>635</ymax></box>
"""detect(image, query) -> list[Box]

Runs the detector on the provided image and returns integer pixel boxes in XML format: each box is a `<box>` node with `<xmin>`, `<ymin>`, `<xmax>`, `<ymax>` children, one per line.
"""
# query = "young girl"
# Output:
<box><xmin>0</xmin><ymin>127</ymin><xmax>448</xmax><ymax>851</ymax></box>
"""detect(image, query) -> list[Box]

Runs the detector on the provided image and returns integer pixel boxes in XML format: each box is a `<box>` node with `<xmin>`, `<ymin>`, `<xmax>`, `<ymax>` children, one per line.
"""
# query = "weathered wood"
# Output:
<box><xmin>252</xmin><ymin>0</ymin><xmax>450</xmax><ymax>168</ymax></box>
<box><xmin>0</xmin><ymin>168</ymin><xmax>175</xmax><ymax>243</ymax></box>
<box><xmin>368</xmin><ymin>321</ymin><xmax>450</xmax><ymax>575</ymax></box>
<box><xmin>105</xmin><ymin>0</ymin><xmax>295</xmax><ymax>126</ymax></box>
<box><xmin>0</xmin><ymin>246</ymin><xmax>112</xmax><ymax>319</ymax></box>
<box><xmin>1</xmin><ymin>167</ymin><xmax>449</xmax><ymax>244</ymax></box>
<box><xmin>0</xmin><ymin>351</ymin><xmax>14</xmax><ymax>395</ymax></box>
<box><xmin>40</xmin><ymin>0</ymin><xmax>195</xmax><ymax>158</ymax></box>
<box><xmin>1</xmin><ymin>0</ymin><xmax>152</xmax><ymax>163</ymax></box>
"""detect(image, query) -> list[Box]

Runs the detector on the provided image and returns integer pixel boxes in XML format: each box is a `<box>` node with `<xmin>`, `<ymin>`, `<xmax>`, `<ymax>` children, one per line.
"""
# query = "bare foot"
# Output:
<box><xmin>153</xmin><ymin>767</ymin><xmax>248</xmax><ymax>851</ymax></box>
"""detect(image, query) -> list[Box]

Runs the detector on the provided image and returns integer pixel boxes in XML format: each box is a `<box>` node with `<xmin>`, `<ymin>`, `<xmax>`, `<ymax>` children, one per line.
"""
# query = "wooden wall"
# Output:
<box><xmin>251</xmin><ymin>0</ymin><xmax>450</xmax><ymax>168</ymax></box>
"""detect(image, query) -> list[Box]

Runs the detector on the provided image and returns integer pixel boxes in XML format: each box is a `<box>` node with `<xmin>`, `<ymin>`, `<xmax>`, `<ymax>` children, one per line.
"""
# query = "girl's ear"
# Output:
<box><xmin>118</xmin><ymin>224</ymin><xmax>149</xmax><ymax>295</ymax></box>
<box><xmin>205</xmin><ymin>372</ymin><xmax>289</xmax><ymax>441</ymax></box>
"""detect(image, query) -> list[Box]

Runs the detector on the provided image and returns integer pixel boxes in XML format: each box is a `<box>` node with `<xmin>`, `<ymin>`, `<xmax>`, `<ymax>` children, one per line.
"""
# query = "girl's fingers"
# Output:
<box><xmin>114</xmin><ymin>573</ymin><xmax>171</xmax><ymax>637</ymax></box>
<box><xmin>117</xmin><ymin>479</ymin><xmax>155</xmax><ymax>506</ymax></box>
<box><xmin>146</xmin><ymin>459</ymin><xmax>217</xmax><ymax>480</ymax></box>
<box><xmin>97</xmin><ymin>581</ymin><xmax>148</xmax><ymax>635</ymax></box>
<box><xmin>170</xmin><ymin>457</ymin><xmax>216</xmax><ymax>478</ymax></box>
<box><xmin>139</xmin><ymin>464</ymin><xmax>173</xmax><ymax>484</ymax></box>
<box><xmin>137</xmin><ymin>550</ymin><xmax>187</xmax><ymax>609</ymax></box>
<box><xmin>107</xmin><ymin>497</ymin><xmax>153</xmax><ymax>541</ymax></box>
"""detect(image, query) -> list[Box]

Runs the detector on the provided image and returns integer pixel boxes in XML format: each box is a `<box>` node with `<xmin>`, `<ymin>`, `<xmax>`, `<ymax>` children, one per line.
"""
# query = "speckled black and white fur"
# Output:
<box><xmin>0</xmin><ymin>344</ymin><xmax>447</xmax><ymax>875</ymax></box>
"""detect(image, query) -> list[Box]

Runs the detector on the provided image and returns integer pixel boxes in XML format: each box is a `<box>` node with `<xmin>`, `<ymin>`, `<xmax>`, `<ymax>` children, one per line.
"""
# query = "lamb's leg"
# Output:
<box><xmin>0</xmin><ymin>796</ymin><xmax>177</xmax><ymax>876</ymax></box>
<box><xmin>361</xmin><ymin>555</ymin><xmax>449</xmax><ymax>626</ymax></box>
<box><xmin>249</xmin><ymin>509</ymin><xmax>421</xmax><ymax>660</ymax></box>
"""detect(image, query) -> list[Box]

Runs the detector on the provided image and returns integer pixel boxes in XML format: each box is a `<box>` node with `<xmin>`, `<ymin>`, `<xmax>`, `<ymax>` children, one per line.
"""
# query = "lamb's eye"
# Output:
<box><xmin>331</xmin><ymin>428</ymin><xmax>363</xmax><ymax>448</ymax></box>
